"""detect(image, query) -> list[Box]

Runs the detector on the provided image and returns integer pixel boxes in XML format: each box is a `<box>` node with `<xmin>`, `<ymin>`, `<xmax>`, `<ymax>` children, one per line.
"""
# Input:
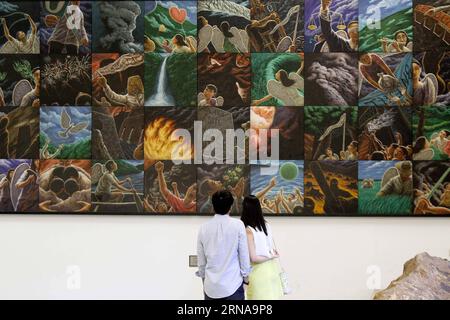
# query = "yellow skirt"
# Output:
<box><xmin>246</xmin><ymin>259</ymin><xmax>284</xmax><ymax>300</ymax></box>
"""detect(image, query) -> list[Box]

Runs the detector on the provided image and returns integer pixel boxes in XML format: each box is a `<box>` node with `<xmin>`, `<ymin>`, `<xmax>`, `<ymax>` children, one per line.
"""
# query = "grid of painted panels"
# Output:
<box><xmin>0</xmin><ymin>0</ymin><xmax>449</xmax><ymax>216</ymax></box>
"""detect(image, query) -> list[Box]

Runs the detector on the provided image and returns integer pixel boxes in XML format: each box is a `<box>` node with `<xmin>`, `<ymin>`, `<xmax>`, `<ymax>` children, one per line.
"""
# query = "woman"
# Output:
<box><xmin>252</xmin><ymin>68</ymin><xmax>304</xmax><ymax>106</ymax></box>
<box><xmin>241</xmin><ymin>195</ymin><xmax>283</xmax><ymax>300</ymax></box>
<box><xmin>171</xmin><ymin>34</ymin><xmax>196</xmax><ymax>53</ymax></box>
<box><xmin>413</xmin><ymin>136</ymin><xmax>434</xmax><ymax>160</ymax></box>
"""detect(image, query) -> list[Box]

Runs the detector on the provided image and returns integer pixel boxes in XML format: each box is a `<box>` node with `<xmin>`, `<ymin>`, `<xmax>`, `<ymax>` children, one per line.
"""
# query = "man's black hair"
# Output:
<box><xmin>212</xmin><ymin>190</ymin><xmax>234</xmax><ymax>215</ymax></box>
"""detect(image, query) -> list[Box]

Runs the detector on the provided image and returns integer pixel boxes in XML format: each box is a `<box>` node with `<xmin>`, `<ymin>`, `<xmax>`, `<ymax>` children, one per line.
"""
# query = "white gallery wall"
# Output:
<box><xmin>0</xmin><ymin>215</ymin><xmax>448</xmax><ymax>300</ymax></box>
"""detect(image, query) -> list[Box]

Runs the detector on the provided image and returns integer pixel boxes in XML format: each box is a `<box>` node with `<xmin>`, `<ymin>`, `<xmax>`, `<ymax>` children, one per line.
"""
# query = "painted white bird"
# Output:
<box><xmin>57</xmin><ymin>107</ymin><xmax>89</xmax><ymax>139</ymax></box>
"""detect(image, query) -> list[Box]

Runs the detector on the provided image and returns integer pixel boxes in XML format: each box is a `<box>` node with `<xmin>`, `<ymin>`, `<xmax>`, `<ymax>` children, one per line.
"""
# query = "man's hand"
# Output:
<box><xmin>171</xmin><ymin>181</ymin><xmax>178</xmax><ymax>189</ymax></box>
<box><xmin>81</xmin><ymin>37</ymin><xmax>89</xmax><ymax>46</ymax></box>
<box><xmin>269</xmin><ymin>176</ymin><xmax>277</xmax><ymax>188</ymax></box>
<box><xmin>1</xmin><ymin>18</ymin><xmax>6</xmax><ymax>25</ymax></box>
<box><xmin>97</xmin><ymin>76</ymin><xmax>107</xmax><ymax>88</ymax></box>
<box><xmin>155</xmin><ymin>161</ymin><xmax>164</xmax><ymax>173</ymax></box>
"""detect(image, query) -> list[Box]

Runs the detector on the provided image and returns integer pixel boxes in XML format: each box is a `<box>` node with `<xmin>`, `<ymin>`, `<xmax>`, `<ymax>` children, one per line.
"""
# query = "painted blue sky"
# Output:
<box><xmin>359</xmin><ymin>161</ymin><xmax>398</xmax><ymax>180</ymax></box>
<box><xmin>0</xmin><ymin>160</ymin><xmax>31</xmax><ymax>175</ymax></box>
<box><xmin>145</xmin><ymin>1</ymin><xmax>197</xmax><ymax>23</ymax></box>
<box><xmin>305</xmin><ymin>0</ymin><xmax>358</xmax><ymax>52</ymax></box>
<box><xmin>251</xmin><ymin>160</ymin><xmax>304</xmax><ymax>197</ymax></box>
<box><xmin>40</xmin><ymin>107</ymin><xmax>91</xmax><ymax>146</ymax></box>
<box><xmin>359</xmin><ymin>0</ymin><xmax>411</xmax><ymax>30</ymax></box>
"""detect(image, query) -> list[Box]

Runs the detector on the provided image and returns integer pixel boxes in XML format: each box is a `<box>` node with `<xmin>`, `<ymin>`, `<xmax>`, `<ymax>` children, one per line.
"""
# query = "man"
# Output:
<box><xmin>198</xmin><ymin>84</ymin><xmax>218</xmax><ymax>107</ymax></box>
<box><xmin>95</xmin><ymin>160</ymin><xmax>132</xmax><ymax>203</ymax></box>
<box><xmin>1</xmin><ymin>14</ymin><xmax>38</xmax><ymax>54</ymax></box>
<box><xmin>47</xmin><ymin>0</ymin><xmax>89</xmax><ymax>54</ymax></box>
<box><xmin>377</xmin><ymin>161</ymin><xmax>413</xmax><ymax>197</ymax></box>
<box><xmin>20</xmin><ymin>67</ymin><xmax>40</xmax><ymax>107</ymax></box>
<box><xmin>154</xmin><ymin>161</ymin><xmax>197</xmax><ymax>213</ymax></box>
<box><xmin>319</xmin><ymin>0</ymin><xmax>358</xmax><ymax>52</ymax></box>
<box><xmin>196</xmin><ymin>190</ymin><xmax>251</xmax><ymax>300</ymax></box>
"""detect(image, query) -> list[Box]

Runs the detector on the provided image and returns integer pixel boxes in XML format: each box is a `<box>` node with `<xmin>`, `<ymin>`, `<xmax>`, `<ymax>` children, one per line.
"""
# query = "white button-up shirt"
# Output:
<box><xmin>196</xmin><ymin>214</ymin><xmax>251</xmax><ymax>299</ymax></box>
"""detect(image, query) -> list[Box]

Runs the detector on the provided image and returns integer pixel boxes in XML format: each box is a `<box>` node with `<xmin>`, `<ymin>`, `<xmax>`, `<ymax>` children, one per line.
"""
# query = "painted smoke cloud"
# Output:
<box><xmin>98</xmin><ymin>1</ymin><xmax>143</xmax><ymax>53</ymax></box>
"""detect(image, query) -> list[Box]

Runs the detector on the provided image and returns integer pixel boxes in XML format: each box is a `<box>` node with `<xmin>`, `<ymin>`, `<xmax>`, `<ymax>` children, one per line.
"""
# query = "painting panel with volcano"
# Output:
<box><xmin>358</xmin><ymin>106</ymin><xmax>412</xmax><ymax>161</ymax></box>
<box><xmin>304</xmin><ymin>160</ymin><xmax>358</xmax><ymax>215</ymax></box>
<box><xmin>145</xmin><ymin>52</ymin><xmax>196</xmax><ymax>107</ymax></box>
<box><xmin>144</xmin><ymin>107</ymin><xmax>196</xmax><ymax>161</ymax></box>
<box><xmin>413</xmin><ymin>0</ymin><xmax>450</xmax><ymax>52</ymax></box>
<box><xmin>249</xmin><ymin>0</ymin><xmax>304</xmax><ymax>52</ymax></box>
<box><xmin>250</xmin><ymin>106</ymin><xmax>303</xmax><ymax>160</ymax></box>
<box><xmin>40</xmin><ymin>0</ymin><xmax>91</xmax><ymax>55</ymax></box>
<box><xmin>251</xmin><ymin>52</ymin><xmax>304</xmax><ymax>106</ymax></box>
<box><xmin>197</xmin><ymin>164</ymin><xmax>249</xmax><ymax>214</ymax></box>
<box><xmin>304</xmin><ymin>106</ymin><xmax>358</xmax><ymax>161</ymax></box>
<box><xmin>0</xmin><ymin>55</ymin><xmax>39</xmax><ymax>107</ymax></box>
<box><xmin>198</xmin><ymin>53</ymin><xmax>251</xmax><ymax>107</ymax></box>
<box><xmin>92</xmin><ymin>1</ymin><xmax>144</xmax><ymax>54</ymax></box>
<box><xmin>92</xmin><ymin>107</ymin><xmax>144</xmax><ymax>160</ymax></box>
<box><xmin>91</xmin><ymin>159</ymin><xmax>144</xmax><ymax>213</ymax></box>
<box><xmin>413</xmin><ymin>106</ymin><xmax>450</xmax><ymax>161</ymax></box>
<box><xmin>304</xmin><ymin>52</ymin><xmax>358</xmax><ymax>106</ymax></box>
<box><xmin>40</xmin><ymin>107</ymin><xmax>91</xmax><ymax>160</ymax></box>
<box><xmin>359</xmin><ymin>0</ymin><xmax>413</xmax><ymax>53</ymax></box>
<box><xmin>39</xmin><ymin>159</ymin><xmax>91</xmax><ymax>213</ymax></box>
<box><xmin>92</xmin><ymin>53</ymin><xmax>144</xmax><ymax>108</ymax></box>
<box><xmin>197</xmin><ymin>0</ymin><xmax>251</xmax><ymax>53</ymax></box>
<box><xmin>144</xmin><ymin>1</ymin><xmax>197</xmax><ymax>53</ymax></box>
<box><xmin>359</xmin><ymin>161</ymin><xmax>412</xmax><ymax>215</ymax></box>
<box><xmin>305</xmin><ymin>0</ymin><xmax>358</xmax><ymax>53</ymax></box>
<box><xmin>41</xmin><ymin>54</ymin><xmax>91</xmax><ymax>106</ymax></box>
<box><xmin>0</xmin><ymin>106</ymin><xmax>39</xmax><ymax>159</ymax></box>
<box><xmin>144</xmin><ymin>161</ymin><xmax>197</xmax><ymax>214</ymax></box>
<box><xmin>250</xmin><ymin>160</ymin><xmax>304</xmax><ymax>215</ymax></box>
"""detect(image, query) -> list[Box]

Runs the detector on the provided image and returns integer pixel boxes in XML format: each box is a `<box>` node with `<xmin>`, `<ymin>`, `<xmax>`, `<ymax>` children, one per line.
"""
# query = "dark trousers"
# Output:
<box><xmin>204</xmin><ymin>283</ymin><xmax>245</xmax><ymax>300</ymax></box>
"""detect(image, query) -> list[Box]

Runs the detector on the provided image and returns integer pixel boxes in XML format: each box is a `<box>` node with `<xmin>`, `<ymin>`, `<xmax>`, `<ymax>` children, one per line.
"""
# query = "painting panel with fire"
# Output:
<box><xmin>144</xmin><ymin>161</ymin><xmax>197</xmax><ymax>214</ymax></box>
<box><xmin>145</xmin><ymin>53</ymin><xmax>196</xmax><ymax>107</ymax></box>
<box><xmin>92</xmin><ymin>53</ymin><xmax>144</xmax><ymax>108</ymax></box>
<box><xmin>39</xmin><ymin>160</ymin><xmax>91</xmax><ymax>213</ymax></box>
<box><xmin>358</xmin><ymin>161</ymin><xmax>412</xmax><ymax>215</ymax></box>
<box><xmin>91</xmin><ymin>159</ymin><xmax>144</xmax><ymax>213</ymax></box>
<box><xmin>358</xmin><ymin>106</ymin><xmax>412</xmax><ymax>161</ymax></box>
<box><xmin>144</xmin><ymin>107</ymin><xmax>196</xmax><ymax>162</ymax></box>
<box><xmin>92</xmin><ymin>107</ymin><xmax>144</xmax><ymax>160</ymax></box>
<box><xmin>197</xmin><ymin>164</ymin><xmax>250</xmax><ymax>215</ymax></box>
<box><xmin>198</xmin><ymin>53</ymin><xmax>251</xmax><ymax>107</ymax></box>
<box><xmin>250</xmin><ymin>160</ymin><xmax>304</xmax><ymax>215</ymax></box>
<box><xmin>250</xmin><ymin>106</ymin><xmax>303</xmax><ymax>160</ymax></box>
<box><xmin>304</xmin><ymin>106</ymin><xmax>358</xmax><ymax>161</ymax></box>
<box><xmin>304</xmin><ymin>160</ymin><xmax>358</xmax><ymax>215</ymax></box>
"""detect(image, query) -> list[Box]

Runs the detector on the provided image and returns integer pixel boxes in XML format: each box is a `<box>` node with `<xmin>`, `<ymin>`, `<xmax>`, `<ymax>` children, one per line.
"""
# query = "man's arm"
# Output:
<box><xmin>2</xmin><ymin>18</ymin><xmax>14</xmax><ymax>42</ymax></box>
<box><xmin>377</xmin><ymin>178</ymin><xmax>394</xmax><ymax>196</ymax></box>
<box><xmin>238</xmin><ymin>223</ymin><xmax>251</xmax><ymax>281</ymax></box>
<box><xmin>26</xmin><ymin>14</ymin><xmax>37</xmax><ymax>37</ymax></box>
<box><xmin>255</xmin><ymin>177</ymin><xmax>276</xmax><ymax>199</ymax></box>
<box><xmin>195</xmin><ymin>229</ymin><xmax>206</xmax><ymax>279</ymax></box>
<box><xmin>155</xmin><ymin>161</ymin><xmax>171</xmax><ymax>201</ymax></box>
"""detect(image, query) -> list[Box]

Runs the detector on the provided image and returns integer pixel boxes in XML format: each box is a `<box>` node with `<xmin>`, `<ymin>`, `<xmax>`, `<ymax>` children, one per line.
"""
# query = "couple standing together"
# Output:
<box><xmin>196</xmin><ymin>191</ymin><xmax>285</xmax><ymax>300</ymax></box>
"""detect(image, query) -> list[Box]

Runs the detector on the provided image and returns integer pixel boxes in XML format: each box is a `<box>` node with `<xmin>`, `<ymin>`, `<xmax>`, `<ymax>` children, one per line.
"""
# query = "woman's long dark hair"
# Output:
<box><xmin>241</xmin><ymin>195</ymin><xmax>268</xmax><ymax>235</ymax></box>
<box><xmin>174</xmin><ymin>34</ymin><xmax>188</xmax><ymax>47</ymax></box>
<box><xmin>220</xmin><ymin>21</ymin><xmax>234</xmax><ymax>38</ymax></box>
<box><xmin>278</xmin><ymin>70</ymin><xmax>296</xmax><ymax>87</ymax></box>
<box><xmin>413</xmin><ymin>136</ymin><xmax>427</xmax><ymax>154</ymax></box>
